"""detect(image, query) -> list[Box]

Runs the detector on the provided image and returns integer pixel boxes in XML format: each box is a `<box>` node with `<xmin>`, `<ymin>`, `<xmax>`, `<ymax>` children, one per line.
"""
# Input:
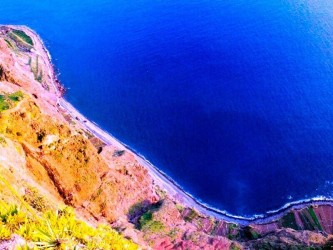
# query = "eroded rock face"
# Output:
<box><xmin>0</xmin><ymin>25</ymin><xmax>333</xmax><ymax>249</ymax></box>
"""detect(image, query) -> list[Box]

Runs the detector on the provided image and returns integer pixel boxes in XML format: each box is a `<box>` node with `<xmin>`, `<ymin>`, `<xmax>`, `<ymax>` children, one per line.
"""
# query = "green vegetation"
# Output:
<box><xmin>0</xmin><ymin>91</ymin><xmax>24</xmax><ymax>111</ymax></box>
<box><xmin>11</xmin><ymin>29</ymin><xmax>33</xmax><ymax>46</ymax></box>
<box><xmin>251</xmin><ymin>230</ymin><xmax>261</xmax><ymax>240</ymax></box>
<box><xmin>308</xmin><ymin>207</ymin><xmax>323</xmax><ymax>231</ymax></box>
<box><xmin>7</xmin><ymin>29</ymin><xmax>33</xmax><ymax>52</ymax></box>
<box><xmin>243</xmin><ymin>226</ymin><xmax>261</xmax><ymax>240</ymax></box>
<box><xmin>281</xmin><ymin>212</ymin><xmax>299</xmax><ymax>230</ymax></box>
<box><xmin>299</xmin><ymin>211</ymin><xmax>315</xmax><ymax>231</ymax></box>
<box><xmin>297</xmin><ymin>208</ymin><xmax>324</xmax><ymax>231</ymax></box>
<box><xmin>138</xmin><ymin>212</ymin><xmax>164</xmax><ymax>233</ymax></box>
<box><xmin>129</xmin><ymin>200</ymin><xmax>165</xmax><ymax>234</ymax></box>
<box><xmin>227</xmin><ymin>223</ymin><xmax>239</xmax><ymax>240</ymax></box>
<box><xmin>8</xmin><ymin>91</ymin><xmax>24</xmax><ymax>102</ymax></box>
<box><xmin>128</xmin><ymin>200</ymin><xmax>163</xmax><ymax>222</ymax></box>
<box><xmin>128</xmin><ymin>201</ymin><xmax>146</xmax><ymax>217</ymax></box>
<box><xmin>139</xmin><ymin>211</ymin><xmax>152</xmax><ymax>228</ymax></box>
<box><xmin>0</xmin><ymin>95</ymin><xmax>10</xmax><ymax>111</ymax></box>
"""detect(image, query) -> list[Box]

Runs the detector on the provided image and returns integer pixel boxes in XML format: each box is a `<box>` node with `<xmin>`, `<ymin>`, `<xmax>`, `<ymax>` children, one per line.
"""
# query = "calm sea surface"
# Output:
<box><xmin>2</xmin><ymin>0</ymin><xmax>333</xmax><ymax>216</ymax></box>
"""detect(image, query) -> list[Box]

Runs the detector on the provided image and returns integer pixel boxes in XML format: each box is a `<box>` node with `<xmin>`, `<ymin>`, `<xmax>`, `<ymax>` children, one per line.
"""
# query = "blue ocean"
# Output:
<box><xmin>2</xmin><ymin>0</ymin><xmax>333</xmax><ymax>216</ymax></box>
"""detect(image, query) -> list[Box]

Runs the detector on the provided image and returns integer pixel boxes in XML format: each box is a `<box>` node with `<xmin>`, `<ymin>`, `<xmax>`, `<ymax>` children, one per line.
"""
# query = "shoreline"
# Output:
<box><xmin>57</xmin><ymin>98</ymin><xmax>333</xmax><ymax>226</ymax></box>
<box><xmin>23</xmin><ymin>24</ymin><xmax>333</xmax><ymax>226</ymax></box>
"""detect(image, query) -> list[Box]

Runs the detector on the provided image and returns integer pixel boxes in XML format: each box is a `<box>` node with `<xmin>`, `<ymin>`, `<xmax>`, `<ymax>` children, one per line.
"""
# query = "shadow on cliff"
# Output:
<box><xmin>127</xmin><ymin>199</ymin><xmax>163</xmax><ymax>228</ymax></box>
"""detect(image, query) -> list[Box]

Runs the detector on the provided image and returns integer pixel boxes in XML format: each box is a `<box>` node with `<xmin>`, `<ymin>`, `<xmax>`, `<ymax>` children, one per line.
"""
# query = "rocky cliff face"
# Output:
<box><xmin>0</xmin><ymin>25</ymin><xmax>332</xmax><ymax>249</ymax></box>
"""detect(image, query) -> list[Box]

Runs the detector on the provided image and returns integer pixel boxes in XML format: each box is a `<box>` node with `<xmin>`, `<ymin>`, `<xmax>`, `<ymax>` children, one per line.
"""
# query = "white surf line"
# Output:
<box><xmin>21</xmin><ymin>24</ymin><xmax>333</xmax><ymax>226</ymax></box>
<box><xmin>56</xmin><ymin>98</ymin><xmax>333</xmax><ymax>226</ymax></box>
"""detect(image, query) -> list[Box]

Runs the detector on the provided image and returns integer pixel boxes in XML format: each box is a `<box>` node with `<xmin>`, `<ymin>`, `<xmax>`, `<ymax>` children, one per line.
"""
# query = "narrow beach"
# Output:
<box><xmin>24</xmin><ymin>24</ymin><xmax>333</xmax><ymax>227</ymax></box>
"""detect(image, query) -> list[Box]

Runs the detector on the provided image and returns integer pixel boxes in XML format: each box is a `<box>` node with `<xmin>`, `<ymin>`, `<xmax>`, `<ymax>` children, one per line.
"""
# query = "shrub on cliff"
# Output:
<box><xmin>8</xmin><ymin>91</ymin><xmax>24</xmax><ymax>102</ymax></box>
<box><xmin>0</xmin><ymin>96</ymin><xmax>10</xmax><ymax>111</ymax></box>
<box><xmin>0</xmin><ymin>91</ymin><xmax>24</xmax><ymax>112</ymax></box>
<box><xmin>138</xmin><ymin>211</ymin><xmax>165</xmax><ymax>233</ymax></box>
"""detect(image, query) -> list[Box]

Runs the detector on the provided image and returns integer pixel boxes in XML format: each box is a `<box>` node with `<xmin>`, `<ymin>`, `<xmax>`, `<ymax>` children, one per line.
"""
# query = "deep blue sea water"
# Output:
<box><xmin>2</xmin><ymin>0</ymin><xmax>333</xmax><ymax>216</ymax></box>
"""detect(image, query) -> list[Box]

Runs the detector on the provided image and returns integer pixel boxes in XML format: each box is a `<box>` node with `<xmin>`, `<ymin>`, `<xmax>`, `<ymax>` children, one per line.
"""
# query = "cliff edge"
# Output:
<box><xmin>0</xmin><ymin>25</ymin><xmax>332</xmax><ymax>249</ymax></box>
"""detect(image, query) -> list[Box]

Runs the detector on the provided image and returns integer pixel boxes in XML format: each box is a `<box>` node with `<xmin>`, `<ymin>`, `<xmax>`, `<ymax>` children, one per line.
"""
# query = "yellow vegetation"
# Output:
<box><xmin>0</xmin><ymin>173</ymin><xmax>138</xmax><ymax>249</ymax></box>
<box><xmin>0</xmin><ymin>203</ymin><xmax>138</xmax><ymax>249</ymax></box>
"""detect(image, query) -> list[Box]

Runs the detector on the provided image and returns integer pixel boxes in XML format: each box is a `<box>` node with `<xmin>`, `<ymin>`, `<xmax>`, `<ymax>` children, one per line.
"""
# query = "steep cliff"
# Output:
<box><xmin>0</xmin><ymin>25</ymin><xmax>332</xmax><ymax>249</ymax></box>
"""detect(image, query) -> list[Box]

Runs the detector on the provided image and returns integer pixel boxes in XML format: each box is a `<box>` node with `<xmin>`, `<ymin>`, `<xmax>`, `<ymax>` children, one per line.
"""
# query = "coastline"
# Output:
<box><xmin>57</xmin><ymin>99</ymin><xmax>333</xmax><ymax>226</ymax></box>
<box><xmin>23</xmin><ymin>24</ymin><xmax>333</xmax><ymax>227</ymax></box>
